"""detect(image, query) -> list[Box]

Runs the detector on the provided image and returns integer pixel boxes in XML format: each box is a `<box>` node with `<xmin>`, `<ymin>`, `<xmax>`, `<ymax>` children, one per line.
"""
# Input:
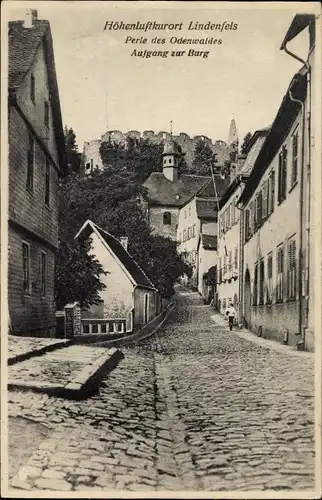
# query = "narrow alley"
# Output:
<box><xmin>8</xmin><ymin>287</ymin><xmax>315</xmax><ymax>492</ymax></box>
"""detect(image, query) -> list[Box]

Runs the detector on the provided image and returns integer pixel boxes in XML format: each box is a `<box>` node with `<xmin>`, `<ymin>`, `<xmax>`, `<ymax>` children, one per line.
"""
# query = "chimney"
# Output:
<box><xmin>119</xmin><ymin>237</ymin><xmax>128</xmax><ymax>251</ymax></box>
<box><xmin>23</xmin><ymin>9</ymin><xmax>37</xmax><ymax>28</ymax></box>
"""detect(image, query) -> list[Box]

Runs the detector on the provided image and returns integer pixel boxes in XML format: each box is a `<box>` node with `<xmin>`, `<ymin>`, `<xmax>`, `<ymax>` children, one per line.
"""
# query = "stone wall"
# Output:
<box><xmin>148</xmin><ymin>205</ymin><xmax>180</xmax><ymax>240</ymax></box>
<box><xmin>83</xmin><ymin>130</ymin><xmax>230</xmax><ymax>174</ymax></box>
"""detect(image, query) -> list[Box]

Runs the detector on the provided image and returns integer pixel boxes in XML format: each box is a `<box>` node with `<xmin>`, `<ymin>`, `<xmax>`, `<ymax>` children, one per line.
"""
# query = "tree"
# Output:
<box><xmin>64</xmin><ymin>126</ymin><xmax>81</xmax><ymax>175</ymax></box>
<box><xmin>192</xmin><ymin>138</ymin><xmax>216</xmax><ymax>176</ymax></box>
<box><xmin>99</xmin><ymin>136</ymin><xmax>188</xmax><ymax>183</ymax></box>
<box><xmin>240</xmin><ymin>132</ymin><xmax>252</xmax><ymax>154</ymax></box>
<box><xmin>56</xmin><ymin>164</ymin><xmax>191</xmax><ymax>305</ymax></box>
<box><xmin>55</xmin><ymin>238</ymin><xmax>106</xmax><ymax>311</ymax></box>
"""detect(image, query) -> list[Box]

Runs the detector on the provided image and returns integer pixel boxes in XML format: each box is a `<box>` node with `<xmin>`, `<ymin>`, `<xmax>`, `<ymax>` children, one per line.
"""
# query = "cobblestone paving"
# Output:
<box><xmin>8</xmin><ymin>287</ymin><xmax>315</xmax><ymax>493</ymax></box>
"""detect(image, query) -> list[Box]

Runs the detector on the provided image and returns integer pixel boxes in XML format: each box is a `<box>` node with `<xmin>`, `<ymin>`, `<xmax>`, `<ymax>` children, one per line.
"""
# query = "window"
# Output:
<box><xmin>276</xmin><ymin>244</ymin><xmax>284</xmax><ymax>302</ymax></box>
<box><xmin>22</xmin><ymin>242</ymin><xmax>30</xmax><ymax>294</ymax></box>
<box><xmin>259</xmin><ymin>259</ymin><xmax>265</xmax><ymax>305</ymax></box>
<box><xmin>189</xmin><ymin>207</ymin><xmax>191</xmax><ymax>216</ymax></box>
<box><xmin>268</xmin><ymin>170</ymin><xmax>275</xmax><ymax>215</ymax></box>
<box><xmin>83</xmin><ymin>324</ymin><xmax>90</xmax><ymax>334</ymax></box>
<box><xmin>231</xmin><ymin>203</ymin><xmax>236</xmax><ymax>225</ymax></box>
<box><xmin>291</xmin><ymin>131</ymin><xmax>298</xmax><ymax>187</ymax></box>
<box><xmin>144</xmin><ymin>294</ymin><xmax>149</xmax><ymax>323</ymax></box>
<box><xmin>245</xmin><ymin>209</ymin><xmax>250</xmax><ymax>241</ymax></box>
<box><xmin>253</xmin><ymin>263</ymin><xmax>258</xmax><ymax>306</ymax></box>
<box><xmin>92</xmin><ymin>324</ymin><xmax>98</xmax><ymax>334</ymax></box>
<box><xmin>192</xmin><ymin>223</ymin><xmax>196</xmax><ymax>237</ymax></box>
<box><xmin>86</xmin><ymin>162</ymin><xmax>90</xmax><ymax>170</ymax></box>
<box><xmin>41</xmin><ymin>251</ymin><xmax>47</xmax><ymax>296</ymax></box>
<box><xmin>250</xmin><ymin>201</ymin><xmax>255</xmax><ymax>235</ymax></box>
<box><xmin>255</xmin><ymin>191</ymin><xmax>262</xmax><ymax>228</ymax></box>
<box><xmin>223</xmin><ymin>254</ymin><xmax>227</xmax><ymax>279</ymax></box>
<box><xmin>234</xmin><ymin>247</ymin><xmax>238</xmax><ymax>270</ymax></box>
<box><xmin>163</xmin><ymin>212</ymin><xmax>171</xmax><ymax>225</ymax></box>
<box><xmin>278</xmin><ymin>146</ymin><xmax>287</xmax><ymax>203</ymax></box>
<box><xmin>183</xmin><ymin>229</ymin><xmax>187</xmax><ymax>242</ymax></box>
<box><xmin>184</xmin><ymin>210</ymin><xmax>187</xmax><ymax>219</ymax></box>
<box><xmin>227</xmin><ymin>205</ymin><xmax>231</xmax><ymax>229</ymax></box>
<box><xmin>187</xmin><ymin>227</ymin><xmax>190</xmax><ymax>239</ymax></box>
<box><xmin>218</xmin><ymin>258</ymin><xmax>222</xmax><ymax>283</ymax></box>
<box><xmin>27</xmin><ymin>133</ymin><xmax>34</xmax><ymax>192</ymax></box>
<box><xmin>30</xmin><ymin>74</ymin><xmax>35</xmax><ymax>103</ymax></box>
<box><xmin>45</xmin><ymin>158</ymin><xmax>50</xmax><ymax>206</ymax></box>
<box><xmin>44</xmin><ymin>101</ymin><xmax>49</xmax><ymax>128</ymax></box>
<box><xmin>262</xmin><ymin>180</ymin><xmax>268</xmax><ymax>220</ymax></box>
<box><xmin>228</xmin><ymin>250</ymin><xmax>232</xmax><ymax>273</ymax></box>
<box><xmin>267</xmin><ymin>253</ymin><xmax>273</xmax><ymax>304</ymax></box>
<box><xmin>287</xmin><ymin>238</ymin><xmax>296</xmax><ymax>299</ymax></box>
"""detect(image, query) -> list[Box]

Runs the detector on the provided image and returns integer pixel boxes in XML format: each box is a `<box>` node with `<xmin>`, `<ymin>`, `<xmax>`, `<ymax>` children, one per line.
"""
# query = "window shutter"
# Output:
<box><xmin>271</xmin><ymin>170</ymin><xmax>275</xmax><ymax>213</ymax></box>
<box><xmin>278</xmin><ymin>153</ymin><xmax>282</xmax><ymax>203</ymax></box>
<box><xmin>262</xmin><ymin>181</ymin><xmax>268</xmax><ymax>219</ymax></box>
<box><xmin>283</xmin><ymin>146</ymin><xmax>288</xmax><ymax>198</ymax></box>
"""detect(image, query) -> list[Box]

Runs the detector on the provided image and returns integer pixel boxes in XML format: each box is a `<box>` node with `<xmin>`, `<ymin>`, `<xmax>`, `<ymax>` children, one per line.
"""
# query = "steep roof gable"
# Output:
<box><xmin>75</xmin><ymin>220</ymin><xmax>156</xmax><ymax>290</ymax></box>
<box><xmin>8</xmin><ymin>19</ymin><xmax>67</xmax><ymax>175</ymax></box>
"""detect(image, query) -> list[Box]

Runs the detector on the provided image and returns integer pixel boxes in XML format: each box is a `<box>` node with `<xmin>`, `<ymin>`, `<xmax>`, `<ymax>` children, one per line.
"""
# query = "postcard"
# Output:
<box><xmin>1</xmin><ymin>1</ymin><xmax>321</xmax><ymax>498</ymax></box>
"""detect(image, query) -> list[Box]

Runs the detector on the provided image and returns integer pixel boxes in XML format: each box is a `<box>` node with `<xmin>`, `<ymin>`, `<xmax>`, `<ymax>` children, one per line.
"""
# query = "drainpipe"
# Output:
<box><xmin>282</xmin><ymin>43</ymin><xmax>311</xmax><ymax>348</ymax></box>
<box><xmin>237</xmin><ymin>203</ymin><xmax>244</xmax><ymax>326</ymax></box>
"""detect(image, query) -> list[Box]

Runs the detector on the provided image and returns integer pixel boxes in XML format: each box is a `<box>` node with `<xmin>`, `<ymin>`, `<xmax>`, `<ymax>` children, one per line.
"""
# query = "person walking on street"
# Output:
<box><xmin>226</xmin><ymin>302</ymin><xmax>237</xmax><ymax>331</ymax></box>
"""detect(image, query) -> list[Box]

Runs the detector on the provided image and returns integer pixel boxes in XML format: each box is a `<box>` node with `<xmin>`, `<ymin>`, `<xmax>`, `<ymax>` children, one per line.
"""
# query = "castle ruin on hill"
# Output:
<box><xmin>82</xmin><ymin>129</ymin><xmax>234</xmax><ymax>175</ymax></box>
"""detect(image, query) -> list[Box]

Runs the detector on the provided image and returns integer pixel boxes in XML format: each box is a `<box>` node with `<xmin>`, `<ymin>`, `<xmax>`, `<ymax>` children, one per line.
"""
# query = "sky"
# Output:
<box><xmin>6</xmin><ymin>1</ymin><xmax>313</xmax><ymax>151</ymax></box>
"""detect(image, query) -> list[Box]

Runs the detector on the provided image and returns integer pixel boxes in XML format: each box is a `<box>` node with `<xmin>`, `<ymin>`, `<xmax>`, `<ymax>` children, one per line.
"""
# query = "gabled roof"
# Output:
<box><xmin>196</xmin><ymin>199</ymin><xmax>218</xmax><ymax>220</ymax></box>
<box><xmin>280</xmin><ymin>14</ymin><xmax>315</xmax><ymax>49</ymax></box>
<box><xmin>8</xmin><ymin>19</ymin><xmax>67</xmax><ymax>175</ymax></box>
<box><xmin>201</xmin><ymin>234</ymin><xmax>217</xmax><ymax>250</ymax></box>
<box><xmin>75</xmin><ymin>220</ymin><xmax>156</xmax><ymax>290</ymax></box>
<box><xmin>143</xmin><ymin>173</ymin><xmax>211</xmax><ymax>207</ymax></box>
<box><xmin>219</xmin><ymin>174</ymin><xmax>249</xmax><ymax>209</ymax></box>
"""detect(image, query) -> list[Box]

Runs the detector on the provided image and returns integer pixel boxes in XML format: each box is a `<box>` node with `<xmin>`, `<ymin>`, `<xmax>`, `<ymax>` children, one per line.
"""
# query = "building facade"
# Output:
<box><xmin>217</xmin><ymin>129</ymin><xmax>269</xmax><ymax>317</ymax></box>
<box><xmin>238</xmin><ymin>14</ymin><xmax>316</xmax><ymax>351</ymax></box>
<box><xmin>75</xmin><ymin>221</ymin><xmax>158</xmax><ymax>333</ymax></box>
<box><xmin>142</xmin><ymin>137</ymin><xmax>215</xmax><ymax>240</ymax></box>
<box><xmin>8</xmin><ymin>11</ymin><xmax>66</xmax><ymax>336</ymax></box>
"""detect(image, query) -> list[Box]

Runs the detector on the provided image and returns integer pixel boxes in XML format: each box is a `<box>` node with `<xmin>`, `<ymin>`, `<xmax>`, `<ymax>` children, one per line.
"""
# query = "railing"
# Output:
<box><xmin>81</xmin><ymin>318</ymin><xmax>127</xmax><ymax>335</ymax></box>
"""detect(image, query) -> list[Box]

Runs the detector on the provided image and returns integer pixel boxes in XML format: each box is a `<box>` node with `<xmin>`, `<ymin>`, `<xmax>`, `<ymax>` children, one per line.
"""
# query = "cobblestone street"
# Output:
<box><xmin>8</xmin><ymin>287</ymin><xmax>315</xmax><ymax>493</ymax></box>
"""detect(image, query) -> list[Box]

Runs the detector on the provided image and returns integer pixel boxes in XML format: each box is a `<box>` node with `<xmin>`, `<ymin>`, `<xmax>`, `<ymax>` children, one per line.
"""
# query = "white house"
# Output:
<box><xmin>75</xmin><ymin>220</ymin><xmax>158</xmax><ymax>334</ymax></box>
<box><xmin>176</xmin><ymin>178</ymin><xmax>228</xmax><ymax>291</ymax></box>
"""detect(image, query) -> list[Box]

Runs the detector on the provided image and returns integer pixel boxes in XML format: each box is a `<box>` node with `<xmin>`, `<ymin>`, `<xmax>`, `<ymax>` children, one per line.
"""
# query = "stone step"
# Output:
<box><xmin>8</xmin><ymin>336</ymin><xmax>73</xmax><ymax>365</ymax></box>
<box><xmin>8</xmin><ymin>345</ymin><xmax>124</xmax><ymax>399</ymax></box>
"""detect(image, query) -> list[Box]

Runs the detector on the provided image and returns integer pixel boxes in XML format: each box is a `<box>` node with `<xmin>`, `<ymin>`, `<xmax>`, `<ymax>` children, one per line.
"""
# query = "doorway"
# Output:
<box><xmin>244</xmin><ymin>268</ymin><xmax>251</xmax><ymax>328</ymax></box>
